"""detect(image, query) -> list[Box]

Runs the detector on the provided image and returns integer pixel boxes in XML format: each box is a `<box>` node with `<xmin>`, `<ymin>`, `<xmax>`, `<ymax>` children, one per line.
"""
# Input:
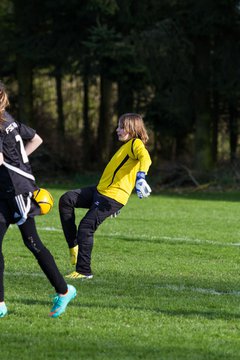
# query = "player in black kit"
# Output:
<box><xmin>0</xmin><ymin>82</ymin><xmax>76</xmax><ymax>318</ymax></box>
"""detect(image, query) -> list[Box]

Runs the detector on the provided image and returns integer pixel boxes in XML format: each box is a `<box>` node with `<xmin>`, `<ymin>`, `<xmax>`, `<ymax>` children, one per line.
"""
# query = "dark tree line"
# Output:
<box><xmin>0</xmin><ymin>0</ymin><xmax>240</xmax><ymax>176</ymax></box>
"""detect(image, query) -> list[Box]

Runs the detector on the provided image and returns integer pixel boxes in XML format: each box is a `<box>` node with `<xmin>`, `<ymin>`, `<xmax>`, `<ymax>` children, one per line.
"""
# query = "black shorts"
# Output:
<box><xmin>0</xmin><ymin>195</ymin><xmax>41</xmax><ymax>225</ymax></box>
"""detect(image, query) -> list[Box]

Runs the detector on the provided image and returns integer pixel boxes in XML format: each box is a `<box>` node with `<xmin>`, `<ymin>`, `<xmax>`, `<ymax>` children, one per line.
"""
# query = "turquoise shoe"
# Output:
<box><xmin>49</xmin><ymin>285</ymin><xmax>76</xmax><ymax>318</ymax></box>
<box><xmin>0</xmin><ymin>302</ymin><xmax>7</xmax><ymax>318</ymax></box>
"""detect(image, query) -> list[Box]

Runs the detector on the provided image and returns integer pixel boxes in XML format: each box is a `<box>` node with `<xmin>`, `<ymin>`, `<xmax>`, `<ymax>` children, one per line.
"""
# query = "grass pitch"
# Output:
<box><xmin>0</xmin><ymin>187</ymin><xmax>240</xmax><ymax>359</ymax></box>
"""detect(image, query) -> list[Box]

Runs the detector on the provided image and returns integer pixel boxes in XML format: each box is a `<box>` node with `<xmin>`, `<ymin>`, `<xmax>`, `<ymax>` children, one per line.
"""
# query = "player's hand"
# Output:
<box><xmin>110</xmin><ymin>210</ymin><xmax>120</xmax><ymax>218</ymax></box>
<box><xmin>135</xmin><ymin>172</ymin><xmax>152</xmax><ymax>199</ymax></box>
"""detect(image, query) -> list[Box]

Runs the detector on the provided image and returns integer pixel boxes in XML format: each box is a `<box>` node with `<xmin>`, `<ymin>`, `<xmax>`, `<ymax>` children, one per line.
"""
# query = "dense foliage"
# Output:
<box><xmin>0</xmin><ymin>0</ymin><xmax>240</xmax><ymax>176</ymax></box>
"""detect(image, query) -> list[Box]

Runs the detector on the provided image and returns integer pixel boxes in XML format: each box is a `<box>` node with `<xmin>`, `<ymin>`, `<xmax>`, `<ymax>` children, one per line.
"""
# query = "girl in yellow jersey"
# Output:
<box><xmin>59</xmin><ymin>113</ymin><xmax>152</xmax><ymax>279</ymax></box>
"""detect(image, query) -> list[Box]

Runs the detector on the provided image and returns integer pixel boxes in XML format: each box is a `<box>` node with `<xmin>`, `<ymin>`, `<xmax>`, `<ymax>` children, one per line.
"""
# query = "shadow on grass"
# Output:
<box><xmin>9</xmin><ymin>296</ymin><xmax>240</xmax><ymax>321</ymax></box>
<box><xmin>96</xmin><ymin>233</ymin><xmax>239</xmax><ymax>248</ymax></box>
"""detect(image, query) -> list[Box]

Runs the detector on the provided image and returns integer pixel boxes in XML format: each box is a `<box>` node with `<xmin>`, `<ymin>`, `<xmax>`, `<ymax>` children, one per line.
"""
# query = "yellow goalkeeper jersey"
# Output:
<box><xmin>97</xmin><ymin>138</ymin><xmax>152</xmax><ymax>205</ymax></box>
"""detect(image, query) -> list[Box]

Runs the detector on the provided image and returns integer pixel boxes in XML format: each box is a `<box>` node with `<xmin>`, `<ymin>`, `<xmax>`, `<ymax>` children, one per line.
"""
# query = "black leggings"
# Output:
<box><xmin>0</xmin><ymin>217</ymin><xmax>67</xmax><ymax>302</ymax></box>
<box><xmin>59</xmin><ymin>186</ymin><xmax>123</xmax><ymax>275</ymax></box>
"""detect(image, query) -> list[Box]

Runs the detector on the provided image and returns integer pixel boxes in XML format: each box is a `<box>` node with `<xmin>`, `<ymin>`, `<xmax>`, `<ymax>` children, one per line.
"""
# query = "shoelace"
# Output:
<box><xmin>50</xmin><ymin>294</ymin><xmax>60</xmax><ymax>304</ymax></box>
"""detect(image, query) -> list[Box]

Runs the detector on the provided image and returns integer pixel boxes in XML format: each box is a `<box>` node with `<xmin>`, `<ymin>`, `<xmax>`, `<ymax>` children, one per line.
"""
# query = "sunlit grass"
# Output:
<box><xmin>1</xmin><ymin>188</ymin><xmax>240</xmax><ymax>359</ymax></box>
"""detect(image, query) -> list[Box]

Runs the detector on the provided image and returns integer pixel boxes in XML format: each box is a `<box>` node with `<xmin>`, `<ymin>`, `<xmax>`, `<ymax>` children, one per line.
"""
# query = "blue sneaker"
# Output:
<box><xmin>49</xmin><ymin>284</ymin><xmax>76</xmax><ymax>318</ymax></box>
<box><xmin>0</xmin><ymin>302</ymin><xmax>7</xmax><ymax>318</ymax></box>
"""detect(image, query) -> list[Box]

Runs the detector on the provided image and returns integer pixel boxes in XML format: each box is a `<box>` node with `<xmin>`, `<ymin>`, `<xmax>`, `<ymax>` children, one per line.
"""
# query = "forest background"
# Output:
<box><xmin>0</xmin><ymin>0</ymin><xmax>239</xmax><ymax>188</ymax></box>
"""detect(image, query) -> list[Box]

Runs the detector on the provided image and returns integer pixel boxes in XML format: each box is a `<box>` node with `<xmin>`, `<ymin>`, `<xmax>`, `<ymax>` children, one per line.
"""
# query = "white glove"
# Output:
<box><xmin>135</xmin><ymin>172</ymin><xmax>152</xmax><ymax>199</ymax></box>
<box><xmin>110</xmin><ymin>210</ymin><xmax>121</xmax><ymax>218</ymax></box>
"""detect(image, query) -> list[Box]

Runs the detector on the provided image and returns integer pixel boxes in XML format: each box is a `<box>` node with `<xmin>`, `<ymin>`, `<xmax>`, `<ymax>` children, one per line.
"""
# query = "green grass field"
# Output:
<box><xmin>1</xmin><ymin>187</ymin><xmax>240</xmax><ymax>360</ymax></box>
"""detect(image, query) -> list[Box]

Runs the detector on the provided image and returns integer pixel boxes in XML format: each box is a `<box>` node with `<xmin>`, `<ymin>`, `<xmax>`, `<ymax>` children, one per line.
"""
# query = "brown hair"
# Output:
<box><xmin>118</xmin><ymin>113</ymin><xmax>149</xmax><ymax>144</ymax></box>
<box><xmin>0</xmin><ymin>82</ymin><xmax>9</xmax><ymax>126</ymax></box>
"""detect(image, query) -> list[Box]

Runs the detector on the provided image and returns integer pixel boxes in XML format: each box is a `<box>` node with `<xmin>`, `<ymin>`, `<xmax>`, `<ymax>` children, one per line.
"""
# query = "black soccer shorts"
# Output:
<box><xmin>0</xmin><ymin>194</ymin><xmax>41</xmax><ymax>225</ymax></box>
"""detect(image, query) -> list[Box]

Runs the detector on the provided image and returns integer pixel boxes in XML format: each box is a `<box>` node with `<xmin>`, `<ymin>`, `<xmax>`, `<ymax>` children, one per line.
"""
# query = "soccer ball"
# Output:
<box><xmin>33</xmin><ymin>188</ymin><xmax>54</xmax><ymax>215</ymax></box>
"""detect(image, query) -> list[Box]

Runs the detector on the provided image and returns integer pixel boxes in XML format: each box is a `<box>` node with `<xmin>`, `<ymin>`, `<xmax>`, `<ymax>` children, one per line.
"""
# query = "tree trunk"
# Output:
<box><xmin>97</xmin><ymin>75</ymin><xmax>113</xmax><ymax>166</ymax></box>
<box><xmin>117</xmin><ymin>81</ymin><xmax>134</xmax><ymax>117</ymax></box>
<box><xmin>14</xmin><ymin>0</ymin><xmax>33</xmax><ymax>126</ymax></box>
<box><xmin>193</xmin><ymin>36</ymin><xmax>212</xmax><ymax>173</ymax></box>
<box><xmin>228</xmin><ymin>98</ymin><xmax>238</xmax><ymax>162</ymax></box>
<box><xmin>55</xmin><ymin>65</ymin><xmax>65</xmax><ymax>137</ymax></box>
<box><xmin>211</xmin><ymin>90</ymin><xmax>219</xmax><ymax>164</ymax></box>
<box><xmin>82</xmin><ymin>64</ymin><xmax>92</xmax><ymax>167</ymax></box>
<box><xmin>16</xmin><ymin>55</ymin><xmax>33</xmax><ymax>126</ymax></box>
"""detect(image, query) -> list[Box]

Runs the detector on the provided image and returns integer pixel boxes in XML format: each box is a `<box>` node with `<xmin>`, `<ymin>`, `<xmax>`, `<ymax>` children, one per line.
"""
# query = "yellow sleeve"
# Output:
<box><xmin>131</xmin><ymin>139</ymin><xmax>152</xmax><ymax>174</ymax></box>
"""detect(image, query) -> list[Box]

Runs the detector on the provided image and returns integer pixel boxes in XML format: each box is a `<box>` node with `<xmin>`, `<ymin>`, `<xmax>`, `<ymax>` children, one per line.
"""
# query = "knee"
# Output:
<box><xmin>59</xmin><ymin>191</ymin><xmax>73</xmax><ymax>210</ymax></box>
<box><xmin>59</xmin><ymin>192</ymin><xmax>70</xmax><ymax>207</ymax></box>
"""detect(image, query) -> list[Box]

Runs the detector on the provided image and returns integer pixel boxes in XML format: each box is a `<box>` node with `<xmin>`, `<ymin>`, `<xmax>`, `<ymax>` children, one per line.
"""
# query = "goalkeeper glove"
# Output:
<box><xmin>135</xmin><ymin>171</ymin><xmax>152</xmax><ymax>199</ymax></box>
<box><xmin>110</xmin><ymin>210</ymin><xmax>121</xmax><ymax>218</ymax></box>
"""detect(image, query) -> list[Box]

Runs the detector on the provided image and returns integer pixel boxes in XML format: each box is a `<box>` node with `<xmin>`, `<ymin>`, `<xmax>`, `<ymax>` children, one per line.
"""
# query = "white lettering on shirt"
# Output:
<box><xmin>5</xmin><ymin>122</ymin><xmax>18</xmax><ymax>134</ymax></box>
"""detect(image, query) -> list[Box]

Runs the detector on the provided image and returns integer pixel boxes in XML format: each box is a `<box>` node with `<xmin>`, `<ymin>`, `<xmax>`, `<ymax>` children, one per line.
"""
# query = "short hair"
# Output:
<box><xmin>118</xmin><ymin>113</ymin><xmax>149</xmax><ymax>144</ymax></box>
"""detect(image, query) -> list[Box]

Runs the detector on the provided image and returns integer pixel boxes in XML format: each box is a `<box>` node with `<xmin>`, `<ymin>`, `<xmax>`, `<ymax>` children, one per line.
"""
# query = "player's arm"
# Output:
<box><xmin>131</xmin><ymin>139</ymin><xmax>152</xmax><ymax>172</ymax></box>
<box><xmin>133</xmin><ymin>140</ymin><xmax>152</xmax><ymax>199</ymax></box>
<box><xmin>24</xmin><ymin>133</ymin><xmax>43</xmax><ymax>156</ymax></box>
